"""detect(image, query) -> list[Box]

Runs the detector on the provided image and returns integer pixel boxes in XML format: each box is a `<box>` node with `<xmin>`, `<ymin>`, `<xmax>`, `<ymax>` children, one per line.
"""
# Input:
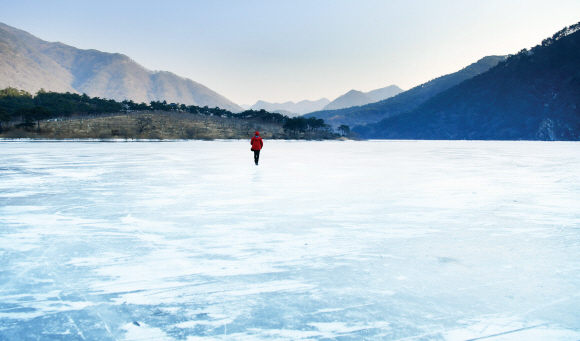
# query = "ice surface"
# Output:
<box><xmin>1</xmin><ymin>140</ymin><xmax>579</xmax><ymax>340</ymax></box>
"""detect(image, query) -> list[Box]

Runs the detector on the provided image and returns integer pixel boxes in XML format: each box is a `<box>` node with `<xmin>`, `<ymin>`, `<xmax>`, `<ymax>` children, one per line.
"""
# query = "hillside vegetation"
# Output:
<box><xmin>0</xmin><ymin>88</ymin><xmax>336</xmax><ymax>140</ymax></box>
<box><xmin>354</xmin><ymin>22</ymin><xmax>580</xmax><ymax>140</ymax></box>
<box><xmin>2</xmin><ymin>112</ymin><xmax>288</xmax><ymax>140</ymax></box>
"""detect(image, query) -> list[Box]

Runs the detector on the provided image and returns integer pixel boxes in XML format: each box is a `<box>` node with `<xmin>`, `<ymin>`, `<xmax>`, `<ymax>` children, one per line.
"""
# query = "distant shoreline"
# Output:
<box><xmin>0</xmin><ymin>111</ymin><xmax>341</xmax><ymax>141</ymax></box>
<box><xmin>0</xmin><ymin>137</ymin><xmax>354</xmax><ymax>142</ymax></box>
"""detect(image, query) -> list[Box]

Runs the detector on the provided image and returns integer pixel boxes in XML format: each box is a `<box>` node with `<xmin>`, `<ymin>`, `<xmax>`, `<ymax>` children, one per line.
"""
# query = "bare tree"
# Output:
<box><xmin>135</xmin><ymin>116</ymin><xmax>153</xmax><ymax>135</ymax></box>
<box><xmin>241</xmin><ymin>123</ymin><xmax>254</xmax><ymax>136</ymax></box>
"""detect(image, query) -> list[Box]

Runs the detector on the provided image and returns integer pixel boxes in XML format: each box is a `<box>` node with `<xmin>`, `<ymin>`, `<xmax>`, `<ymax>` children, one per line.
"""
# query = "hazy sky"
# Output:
<box><xmin>1</xmin><ymin>1</ymin><xmax>579</xmax><ymax>105</ymax></box>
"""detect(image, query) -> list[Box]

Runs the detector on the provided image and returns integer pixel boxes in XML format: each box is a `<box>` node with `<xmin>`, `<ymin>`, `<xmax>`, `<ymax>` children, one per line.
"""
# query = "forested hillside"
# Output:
<box><xmin>0</xmin><ymin>87</ymin><xmax>334</xmax><ymax>139</ymax></box>
<box><xmin>304</xmin><ymin>56</ymin><xmax>505</xmax><ymax>127</ymax></box>
<box><xmin>354</xmin><ymin>23</ymin><xmax>580</xmax><ymax>140</ymax></box>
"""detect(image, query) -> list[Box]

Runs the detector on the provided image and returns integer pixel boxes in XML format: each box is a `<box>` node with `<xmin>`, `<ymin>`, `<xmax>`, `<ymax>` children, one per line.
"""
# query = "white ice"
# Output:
<box><xmin>0</xmin><ymin>140</ymin><xmax>579</xmax><ymax>340</ymax></box>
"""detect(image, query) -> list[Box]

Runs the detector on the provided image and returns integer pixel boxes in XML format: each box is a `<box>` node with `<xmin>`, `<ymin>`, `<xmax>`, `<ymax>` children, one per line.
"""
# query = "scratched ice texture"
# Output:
<box><xmin>0</xmin><ymin>140</ymin><xmax>579</xmax><ymax>341</ymax></box>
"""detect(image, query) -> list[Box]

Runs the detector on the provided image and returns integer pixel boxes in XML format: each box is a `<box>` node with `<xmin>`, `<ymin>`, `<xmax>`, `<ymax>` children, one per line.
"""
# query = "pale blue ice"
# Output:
<box><xmin>1</xmin><ymin>140</ymin><xmax>579</xmax><ymax>340</ymax></box>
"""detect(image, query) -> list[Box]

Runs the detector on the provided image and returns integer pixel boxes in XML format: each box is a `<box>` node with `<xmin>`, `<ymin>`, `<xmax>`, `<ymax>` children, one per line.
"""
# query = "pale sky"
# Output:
<box><xmin>1</xmin><ymin>0</ymin><xmax>579</xmax><ymax>106</ymax></box>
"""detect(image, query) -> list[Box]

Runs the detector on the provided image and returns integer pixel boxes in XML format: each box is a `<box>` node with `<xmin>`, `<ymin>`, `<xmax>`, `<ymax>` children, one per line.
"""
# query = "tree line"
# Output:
<box><xmin>0</xmin><ymin>87</ymin><xmax>334</xmax><ymax>136</ymax></box>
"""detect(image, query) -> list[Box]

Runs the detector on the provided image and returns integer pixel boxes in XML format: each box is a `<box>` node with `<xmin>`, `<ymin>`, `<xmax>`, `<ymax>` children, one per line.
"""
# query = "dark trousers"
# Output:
<box><xmin>253</xmin><ymin>149</ymin><xmax>260</xmax><ymax>164</ymax></box>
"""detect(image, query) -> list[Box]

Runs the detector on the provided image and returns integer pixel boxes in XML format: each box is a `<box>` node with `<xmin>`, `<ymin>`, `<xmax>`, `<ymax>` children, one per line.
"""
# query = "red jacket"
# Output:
<box><xmin>251</xmin><ymin>135</ymin><xmax>263</xmax><ymax>150</ymax></box>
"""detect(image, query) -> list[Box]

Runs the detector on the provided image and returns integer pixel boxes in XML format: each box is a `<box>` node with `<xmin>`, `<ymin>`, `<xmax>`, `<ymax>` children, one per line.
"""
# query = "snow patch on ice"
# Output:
<box><xmin>443</xmin><ymin>316</ymin><xmax>580</xmax><ymax>341</ymax></box>
<box><xmin>122</xmin><ymin>322</ymin><xmax>174</xmax><ymax>341</ymax></box>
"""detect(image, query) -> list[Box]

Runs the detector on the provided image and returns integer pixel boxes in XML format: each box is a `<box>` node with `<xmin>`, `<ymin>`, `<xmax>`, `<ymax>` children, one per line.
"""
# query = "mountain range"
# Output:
<box><xmin>353</xmin><ymin>22</ymin><xmax>580</xmax><ymax>140</ymax></box>
<box><xmin>248</xmin><ymin>85</ymin><xmax>403</xmax><ymax>116</ymax></box>
<box><xmin>3</xmin><ymin>20</ymin><xmax>578</xmax><ymax>141</ymax></box>
<box><xmin>249</xmin><ymin>98</ymin><xmax>330</xmax><ymax>117</ymax></box>
<box><xmin>0</xmin><ymin>22</ymin><xmax>243</xmax><ymax>112</ymax></box>
<box><xmin>304</xmin><ymin>56</ymin><xmax>505</xmax><ymax>127</ymax></box>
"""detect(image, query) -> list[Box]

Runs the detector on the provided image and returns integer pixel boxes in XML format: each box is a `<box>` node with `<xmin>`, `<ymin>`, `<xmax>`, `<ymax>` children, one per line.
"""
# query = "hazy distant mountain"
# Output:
<box><xmin>322</xmin><ymin>90</ymin><xmax>375</xmax><ymax>110</ymax></box>
<box><xmin>354</xmin><ymin>23</ymin><xmax>580</xmax><ymax>140</ymax></box>
<box><xmin>366</xmin><ymin>85</ymin><xmax>404</xmax><ymax>101</ymax></box>
<box><xmin>0</xmin><ymin>22</ymin><xmax>243</xmax><ymax>112</ymax></box>
<box><xmin>248</xmin><ymin>86</ymin><xmax>403</xmax><ymax>116</ymax></box>
<box><xmin>250</xmin><ymin>98</ymin><xmax>330</xmax><ymax>116</ymax></box>
<box><xmin>322</xmin><ymin>85</ymin><xmax>403</xmax><ymax>111</ymax></box>
<box><xmin>305</xmin><ymin>56</ymin><xmax>505</xmax><ymax>127</ymax></box>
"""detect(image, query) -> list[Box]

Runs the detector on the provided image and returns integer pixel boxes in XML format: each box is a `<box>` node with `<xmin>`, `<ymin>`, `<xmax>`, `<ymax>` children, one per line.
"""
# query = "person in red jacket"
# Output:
<box><xmin>250</xmin><ymin>131</ymin><xmax>263</xmax><ymax>165</ymax></box>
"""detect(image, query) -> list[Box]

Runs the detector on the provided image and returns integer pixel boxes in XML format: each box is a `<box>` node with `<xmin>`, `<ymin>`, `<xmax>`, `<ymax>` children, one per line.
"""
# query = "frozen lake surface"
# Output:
<box><xmin>1</xmin><ymin>140</ymin><xmax>580</xmax><ymax>340</ymax></box>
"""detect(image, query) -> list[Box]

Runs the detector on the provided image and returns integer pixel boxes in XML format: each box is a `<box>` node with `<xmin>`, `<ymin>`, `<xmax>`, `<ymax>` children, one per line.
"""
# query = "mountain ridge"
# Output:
<box><xmin>353</xmin><ymin>22</ymin><xmax>580</xmax><ymax>140</ymax></box>
<box><xmin>248</xmin><ymin>85</ymin><xmax>403</xmax><ymax>116</ymax></box>
<box><xmin>0</xmin><ymin>22</ymin><xmax>243</xmax><ymax>112</ymax></box>
<box><xmin>304</xmin><ymin>56</ymin><xmax>505</xmax><ymax>127</ymax></box>
<box><xmin>0</xmin><ymin>25</ymin><xmax>76</xmax><ymax>94</ymax></box>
